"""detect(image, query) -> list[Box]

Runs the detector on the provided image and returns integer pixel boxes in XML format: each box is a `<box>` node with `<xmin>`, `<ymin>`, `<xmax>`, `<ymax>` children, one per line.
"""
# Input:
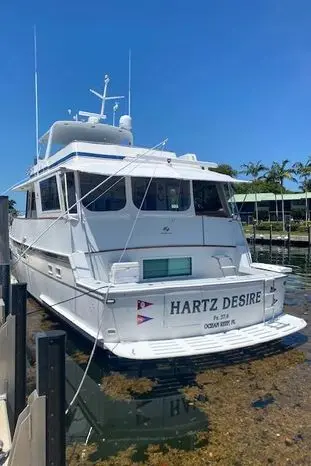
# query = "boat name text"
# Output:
<box><xmin>170</xmin><ymin>292</ymin><xmax>262</xmax><ymax>315</ymax></box>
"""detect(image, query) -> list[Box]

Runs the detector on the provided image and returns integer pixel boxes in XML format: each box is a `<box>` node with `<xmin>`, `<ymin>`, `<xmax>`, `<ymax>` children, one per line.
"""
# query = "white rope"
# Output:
<box><xmin>12</xmin><ymin>138</ymin><xmax>168</xmax><ymax>268</ymax></box>
<box><xmin>85</xmin><ymin>426</ymin><xmax>93</xmax><ymax>445</ymax></box>
<box><xmin>1</xmin><ymin>176</ymin><xmax>31</xmax><ymax>195</ymax></box>
<box><xmin>65</xmin><ymin>287</ymin><xmax>110</xmax><ymax>415</ymax></box>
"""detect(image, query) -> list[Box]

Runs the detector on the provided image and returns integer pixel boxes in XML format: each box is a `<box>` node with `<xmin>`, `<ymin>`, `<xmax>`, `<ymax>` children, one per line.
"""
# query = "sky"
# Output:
<box><xmin>1</xmin><ymin>0</ymin><xmax>311</xmax><ymax>209</ymax></box>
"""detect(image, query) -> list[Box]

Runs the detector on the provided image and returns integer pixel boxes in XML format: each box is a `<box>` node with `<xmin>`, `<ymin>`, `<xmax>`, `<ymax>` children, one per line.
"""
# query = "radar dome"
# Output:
<box><xmin>88</xmin><ymin>116</ymin><xmax>100</xmax><ymax>125</ymax></box>
<box><xmin>119</xmin><ymin>115</ymin><xmax>132</xmax><ymax>131</ymax></box>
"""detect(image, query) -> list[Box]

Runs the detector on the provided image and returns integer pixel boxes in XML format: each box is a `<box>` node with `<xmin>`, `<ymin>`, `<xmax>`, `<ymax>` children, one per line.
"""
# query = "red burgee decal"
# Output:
<box><xmin>137</xmin><ymin>300</ymin><xmax>153</xmax><ymax>310</ymax></box>
<box><xmin>137</xmin><ymin>314</ymin><xmax>153</xmax><ymax>325</ymax></box>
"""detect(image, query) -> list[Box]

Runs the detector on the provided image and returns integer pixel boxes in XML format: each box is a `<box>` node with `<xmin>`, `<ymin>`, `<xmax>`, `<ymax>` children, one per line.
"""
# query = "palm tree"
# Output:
<box><xmin>266</xmin><ymin>160</ymin><xmax>296</xmax><ymax>231</ymax></box>
<box><xmin>240</xmin><ymin>161</ymin><xmax>267</xmax><ymax>222</ymax></box>
<box><xmin>293</xmin><ymin>160</ymin><xmax>311</xmax><ymax>223</ymax></box>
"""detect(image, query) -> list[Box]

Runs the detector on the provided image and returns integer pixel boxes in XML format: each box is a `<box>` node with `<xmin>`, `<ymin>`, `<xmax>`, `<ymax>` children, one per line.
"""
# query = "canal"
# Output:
<box><xmin>26</xmin><ymin>245</ymin><xmax>311</xmax><ymax>465</ymax></box>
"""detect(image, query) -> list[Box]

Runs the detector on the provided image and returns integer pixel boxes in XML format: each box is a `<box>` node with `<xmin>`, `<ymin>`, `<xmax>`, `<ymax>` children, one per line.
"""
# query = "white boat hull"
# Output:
<box><xmin>11</xmin><ymin>246</ymin><xmax>307</xmax><ymax>360</ymax></box>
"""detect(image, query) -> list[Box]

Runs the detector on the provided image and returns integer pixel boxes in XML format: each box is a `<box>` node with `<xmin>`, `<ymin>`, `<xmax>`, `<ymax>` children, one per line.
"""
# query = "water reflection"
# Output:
<box><xmin>65</xmin><ymin>354</ymin><xmax>209</xmax><ymax>460</ymax></box>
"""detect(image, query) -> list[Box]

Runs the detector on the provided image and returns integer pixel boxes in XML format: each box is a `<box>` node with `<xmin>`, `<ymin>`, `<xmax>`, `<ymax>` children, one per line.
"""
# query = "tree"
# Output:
<box><xmin>211</xmin><ymin>164</ymin><xmax>238</xmax><ymax>177</ymax></box>
<box><xmin>234</xmin><ymin>179</ymin><xmax>284</xmax><ymax>194</ymax></box>
<box><xmin>8</xmin><ymin>199</ymin><xmax>18</xmax><ymax>218</ymax></box>
<box><xmin>240</xmin><ymin>161</ymin><xmax>267</xmax><ymax>221</ymax></box>
<box><xmin>266</xmin><ymin>160</ymin><xmax>296</xmax><ymax>231</ymax></box>
<box><xmin>293</xmin><ymin>160</ymin><xmax>311</xmax><ymax>223</ymax></box>
<box><xmin>240</xmin><ymin>161</ymin><xmax>267</xmax><ymax>180</ymax></box>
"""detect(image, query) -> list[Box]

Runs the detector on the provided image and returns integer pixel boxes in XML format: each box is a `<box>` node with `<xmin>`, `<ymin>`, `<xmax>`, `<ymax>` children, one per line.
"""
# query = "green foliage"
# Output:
<box><xmin>293</xmin><ymin>160</ymin><xmax>311</xmax><ymax>191</ymax></box>
<box><xmin>265</xmin><ymin>159</ymin><xmax>296</xmax><ymax>189</ymax></box>
<box><xmin>256</xmin><ymin>222</ymin><xmax>284</xmax><ymax>231</ymax></box>
<box><xmin>8</xmin><ymin>198</ymin><xmax>18</xmax><ymax>217</ymax></box>
<box><xmin>213</xmin><ymin>158</ymin><xmax>311</xmax><ymax>194</ymax></box>
<box><xmin>210</xmin><ymin>164</ymin><xmax>238</xmax><ymax>177</ymax></box>
<box><xmin>255</xmin><ymin>221</ymin><xmax>311</xmax><ymax>232</ymax></box>
<box><xmin>234</xmin><ymin>179</ymin><xmax>285</xmax><ymax>194</ymax></box>
<box><xmin>240</xmin><ymin>161</ymin><xmax>267</xmax><ymax>180</ymax></box>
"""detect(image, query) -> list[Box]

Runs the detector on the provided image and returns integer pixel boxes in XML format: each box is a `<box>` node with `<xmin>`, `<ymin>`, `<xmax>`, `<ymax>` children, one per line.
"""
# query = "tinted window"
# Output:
<box><xmin>193</xmin><ymin>181</ymin><xmax>228</xmax><ymax>217</ymax></box>
<box><xmin>61</xmin><ymin>172</ymin><xmax>77</xmax><ymax>213</ymax></box>
<box><xmin>132</xmin><ymin>178</ymin><xmax>190</xmax><ymax>211</ymax></box>
<box><xmin>80</xmin><ymin>173</ymin><xmax>126</xmax><ymax>211</ymax></box>
<box><xmin>40</xmin><ymin>176</ymin><xmax>60</xmax><ymax>211</ymax></box>
<box><xmin>143</xmin><ymin>257</ymin><xmax>192</xmax><ymax>279</ymax></box>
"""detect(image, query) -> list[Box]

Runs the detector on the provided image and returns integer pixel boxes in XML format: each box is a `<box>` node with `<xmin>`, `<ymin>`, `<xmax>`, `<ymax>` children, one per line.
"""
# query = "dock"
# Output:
<box><xmin>246</xmin><ymin>232</ymin><xmax>311</xmax><ymax>247</ymax></box>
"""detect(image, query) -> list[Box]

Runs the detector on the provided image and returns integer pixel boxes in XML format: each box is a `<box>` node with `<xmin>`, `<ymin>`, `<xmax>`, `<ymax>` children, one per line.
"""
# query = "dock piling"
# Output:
<box><xmin>10</xmin><ymin>282</ymin><xmax>27</xmax><ymax>430</ymax></box>
<box><xmin>36</xmin><ymin>330</ymin><xmax>66</xmax><ymax>466</ymax></box>
<box><xmin>0</xmin><ymin>196</ymin><xmax>10</xmax><ymax>317</ymax></box>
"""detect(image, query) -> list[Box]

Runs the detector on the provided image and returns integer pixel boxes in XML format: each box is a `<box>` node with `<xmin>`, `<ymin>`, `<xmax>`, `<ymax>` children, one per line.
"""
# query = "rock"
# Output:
<box><xmin>285</xmin><ymin>437</ymin><xmax>293</xmax><ymax>446</ymax></box>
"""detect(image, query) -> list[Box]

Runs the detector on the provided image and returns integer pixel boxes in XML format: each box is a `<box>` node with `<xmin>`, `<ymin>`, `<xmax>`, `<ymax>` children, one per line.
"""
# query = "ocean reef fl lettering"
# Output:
<box><xmin>170</xmin><ymin>292</ymin><xmax>262</xmax><ymax>315</ymax></box>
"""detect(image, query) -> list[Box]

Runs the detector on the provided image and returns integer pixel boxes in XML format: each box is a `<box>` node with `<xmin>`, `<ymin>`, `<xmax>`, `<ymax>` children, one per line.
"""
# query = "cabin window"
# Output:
<box><xmin>80</xmin><ymin>173</ymin><xmax>126</xmax><ymax>211</ymax></box>
<box><xmin>193</xmin><ymin>181</ymin><xmax>228</xmax><ymax>217</ymax></box>
<box><xmin>26</xmin><ymin>190</ymin><xmax>37</xmax><ymax>218</ymax></box>
<box><xmin>132</xmin><ymin>178</ymin><xmax>190</xmax><ymax>211</ymax></box>
<box><xmin>40</xmin><ymin>176</ymin><xmax>60</xmax><ymax>211</ymax></box>
<box><xmin>143</xmin><ymin>257</ymin><xmax>192</xmax><ymax>279</ymax></box>
<box><xmin>61</xmin><ymin>172</ymin><xmax>77</xmax><ymax>213</ymax></box>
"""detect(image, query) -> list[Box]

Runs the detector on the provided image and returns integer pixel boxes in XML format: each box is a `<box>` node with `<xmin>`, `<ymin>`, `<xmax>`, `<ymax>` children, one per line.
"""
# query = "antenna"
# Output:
<box><xmin>112</xmin><ymin>102</ymin><xmax>119</xmax><ymax>126</ymax></box>
<box><xmin>128</xmin><ymin>49</ymin><xmax>132</xmax><ymax>116</ymax></box>
<box><xmin>33</xmin><ymin>25</ymin><xmax>39</xmax><ymax>166</ymax></box>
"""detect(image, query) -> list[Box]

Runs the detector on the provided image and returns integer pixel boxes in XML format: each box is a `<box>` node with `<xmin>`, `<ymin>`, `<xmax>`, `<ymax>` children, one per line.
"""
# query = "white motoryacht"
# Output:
<box><xmin>10</xmin><ymin>75</ymin><xmax>306</xmax><ymax>359</ymax></box>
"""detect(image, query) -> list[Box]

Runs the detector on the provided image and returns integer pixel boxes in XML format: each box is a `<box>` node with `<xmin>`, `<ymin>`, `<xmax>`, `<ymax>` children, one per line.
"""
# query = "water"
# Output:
<box><xmin>28</xmin><ymin>245</ymin><xmax>311</xmax><ymax>465</ymax></box>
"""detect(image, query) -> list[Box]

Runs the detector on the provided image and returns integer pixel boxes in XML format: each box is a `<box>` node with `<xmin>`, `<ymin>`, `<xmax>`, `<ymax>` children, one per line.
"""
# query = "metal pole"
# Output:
<box><xmin>11</xmin><ymin>282</ymin><xmax>27</xmax><ymax>429</ymax></box>
<box><xmin>308</xmin><ymin>225</ymin><xmax>311</xmax><ymax>246</ymax></box>
<box><xmin>305</xmin><ymin>190</ymin><xmax>309</xmax><ymax>225</ymax></box>
<box><xmin>270</xmin><ymin>224</ymin><xmax>273</xmax><ymax>245</ymax></box>
<box><xmin>36</xmin><ymin>330</ymin><xmax>66</xmax><ymax>466</ymax></box>
<box><xmin>0</xmin><ymin>196</ymin><xmax>9</xmax><ymax>264</ymax></box>
<box><xmin>287</xmin><ymin>221</ymin><xmax>291</xmax><ymax>247</ymax></box>
<box><xmin>281</xmin><ymin>192</ymin><xmax>285</xmax><ymax>232</ymax></box>
<box><xmin>0</xmin><ymin>197</ymin><xmax>10</xmax><ymax>316</ymax></box>
<box><xmin>253</xmin><ymin>222</ymin><xmax>256</xmax><ymax>243</ymax></box>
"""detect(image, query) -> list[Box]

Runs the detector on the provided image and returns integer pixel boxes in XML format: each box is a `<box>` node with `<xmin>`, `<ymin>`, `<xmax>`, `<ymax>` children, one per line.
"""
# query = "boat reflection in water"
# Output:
<box><xmin>65</xmin><ymin>354</ymin><xmax>208</xmax><ymax>460</ymax></box>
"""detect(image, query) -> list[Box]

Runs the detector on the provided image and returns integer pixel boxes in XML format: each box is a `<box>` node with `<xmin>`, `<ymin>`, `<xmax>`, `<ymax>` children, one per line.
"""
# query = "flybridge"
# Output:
<box><xmin>37</xmin><ymin>74</ymin><xmax>133</xmax><ymax>161</ymax></box>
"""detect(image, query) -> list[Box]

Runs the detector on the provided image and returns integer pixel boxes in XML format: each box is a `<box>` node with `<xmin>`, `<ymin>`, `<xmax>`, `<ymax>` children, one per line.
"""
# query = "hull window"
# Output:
<box><xmin>80</xmin><ymin>173</ymin><xmax>126</xmax><ymax>211</ymax></box>
<box><xmin>143</xmin><ymin>257</ymin><xmax>192</xmax><ymax>279</ymax></box>
<box><xmin>132</xmin><ymin>178</ymin><xmax>190</xmax><ymax>211</ymax></box>
<box><xmin>193</xmin><ymin>181</ymin><xmax>228</xmax><ymax>217</ymax></box>
<box><xmin>40</xmin><ymin>176</ymin><xmax>60</xmax><ymax>211</ymax></box>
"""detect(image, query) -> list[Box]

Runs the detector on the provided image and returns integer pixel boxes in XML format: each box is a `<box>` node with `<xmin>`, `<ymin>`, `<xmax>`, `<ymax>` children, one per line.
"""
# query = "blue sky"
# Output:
<box><xmin>2</xmin><ymin>0</ymin><xmax>311</xmax><ymax>208</ymax></box>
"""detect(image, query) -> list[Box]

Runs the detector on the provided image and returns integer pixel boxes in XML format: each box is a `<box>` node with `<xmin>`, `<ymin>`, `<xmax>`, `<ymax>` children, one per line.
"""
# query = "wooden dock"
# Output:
<box><xmin>246</xmin><ymin>233</ymin><xmax>311</xmax><ymax>247</ymax></box>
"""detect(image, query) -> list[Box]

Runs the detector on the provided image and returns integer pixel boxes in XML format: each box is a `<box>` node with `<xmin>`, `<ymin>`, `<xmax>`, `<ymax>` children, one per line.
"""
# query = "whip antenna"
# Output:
<box><xmin>128</xmin><ymin>48</ymin><xmax>132</xmax><ymax>116</ymax></box>
<box><xmin>33</xmin><ymin>26</ymin><xmax>39</xmax><ymax>165</ymax></box>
